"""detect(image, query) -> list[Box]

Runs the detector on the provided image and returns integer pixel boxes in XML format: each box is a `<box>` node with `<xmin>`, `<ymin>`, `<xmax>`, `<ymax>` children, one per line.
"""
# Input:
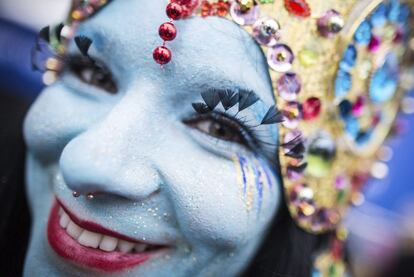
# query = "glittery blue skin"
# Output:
<box><xmin>370</xmin><ymin>53</ymin><xmax>399</xmax><ymax>103</ymax></box>
<box><xmin>22</xmin><ymin>1</ymin><xmax>281</xmax><ymax>276</ymax></box>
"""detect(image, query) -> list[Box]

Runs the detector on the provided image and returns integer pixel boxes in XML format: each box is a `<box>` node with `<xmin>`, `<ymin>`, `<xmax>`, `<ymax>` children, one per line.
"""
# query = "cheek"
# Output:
<box><xmin>160</xmin><ymin>146</ymin><xmax>280</xmax><ymax>249</ymax></box>
<box><xmin>234</xmin><ymin>154</ymin><xmax>280</xmax><ymax>223</ymax></box>
<box><xmin>24</xmin><ymin>84</ymin><xmax>111</xmax><ymax>162</ymax></box>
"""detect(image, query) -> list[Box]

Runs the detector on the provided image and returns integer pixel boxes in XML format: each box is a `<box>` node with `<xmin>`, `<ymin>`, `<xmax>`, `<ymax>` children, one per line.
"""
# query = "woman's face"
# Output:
<box><xmin>23</xmin><ymin>0</ymin><xmax>281</xmax><ymax>276</ymax></box>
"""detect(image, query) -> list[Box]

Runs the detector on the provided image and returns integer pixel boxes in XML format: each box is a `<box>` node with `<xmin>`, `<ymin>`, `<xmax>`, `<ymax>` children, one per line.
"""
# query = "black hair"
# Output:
<box><xmin>0</xmin><ymin>92</ymin><xmax>32</xmax><ymax>277</ymax></box>
<box><xmin>242</xmin><ymin>195</ymin><xmax>329</xmax><ymax>277</ymax></box>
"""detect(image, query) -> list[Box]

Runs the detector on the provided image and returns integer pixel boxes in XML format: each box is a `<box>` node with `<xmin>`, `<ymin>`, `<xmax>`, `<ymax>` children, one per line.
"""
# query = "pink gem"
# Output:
<box><xmin>335</xmin><ymin>175</ymin><xmax>348</xmax><ymax>189</ymax></box>
<box><xmin>302</xmin><ymin>97</ymin><xmax>321</xmax><ymax>120</ymax></box>
<box><xmin>351</xmin><ymin>96</ymin><xmax>365</xmax><ymax>117</ymax></box>
<box><xmin>368</xmin><ymin>35</ymin><xmax>381</xmax><ymax>52</ymax></box>
<box><xmin>393</xmin><ymin>28</ymin><xmax>404</xmax><ymax>44</ymax></box>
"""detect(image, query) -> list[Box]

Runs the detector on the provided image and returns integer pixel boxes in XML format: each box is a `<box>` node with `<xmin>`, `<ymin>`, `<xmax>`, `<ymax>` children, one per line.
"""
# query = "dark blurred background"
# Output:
<box><xmin>0</xmin><ymin>1</ymin><xmax>413</xmax><ymax>276</ymax></box>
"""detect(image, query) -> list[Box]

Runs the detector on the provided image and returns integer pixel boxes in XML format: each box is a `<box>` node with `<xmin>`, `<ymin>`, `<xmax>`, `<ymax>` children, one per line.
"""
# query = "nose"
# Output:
<box><xmin>59</xmin><ymin>91</ymin><xmax>162</xmax><ymax>201</ymax></box>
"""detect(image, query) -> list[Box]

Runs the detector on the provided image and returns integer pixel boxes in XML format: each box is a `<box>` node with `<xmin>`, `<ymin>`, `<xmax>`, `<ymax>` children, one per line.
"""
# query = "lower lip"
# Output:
<box><xmin>47</xmin><ymin>201</ymin><xmax>153</xmax><ymax>272</ymax></box>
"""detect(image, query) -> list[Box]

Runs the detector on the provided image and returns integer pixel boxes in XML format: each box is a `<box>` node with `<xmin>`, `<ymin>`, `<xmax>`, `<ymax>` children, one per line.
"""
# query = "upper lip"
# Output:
<box><xmin>57</xmin><ymin>198</ymin><xmax>171</xmax><ymax>246</ymax></box>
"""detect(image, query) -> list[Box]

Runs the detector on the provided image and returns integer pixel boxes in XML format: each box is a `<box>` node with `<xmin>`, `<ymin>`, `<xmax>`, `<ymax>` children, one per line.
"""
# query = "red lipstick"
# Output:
<box><xmin>47</xmin><ymin>200</ymin><xmax>166</xmax><ymax>272</ymax></box>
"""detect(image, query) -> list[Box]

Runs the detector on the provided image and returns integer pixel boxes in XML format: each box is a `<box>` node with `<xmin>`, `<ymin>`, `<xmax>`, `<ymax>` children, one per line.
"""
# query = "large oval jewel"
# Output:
<box><xmin>252</xmin><ymin>17</ymin><xmax>281</xmax><ymax>46</ymax></box>
<box><xmin>267</xmin><ymin>44</ymin><xmax>294</xmax><ymax>72</ymax></box>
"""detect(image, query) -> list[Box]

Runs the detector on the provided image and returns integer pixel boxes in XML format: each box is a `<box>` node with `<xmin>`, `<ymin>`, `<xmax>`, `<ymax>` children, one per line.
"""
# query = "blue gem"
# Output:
<box><xmin>345</xmin><ymin>117</ymin><xmax>359</xmax><ymax>139</ymax></box>
<box><xmin>339</xmin><ymin>99</ymin><xmax>352</xmax><ymax>119</ymax></box>
<box><xmin>356</xmin><ymin>129</ymin><xmax>373</xmax><ymax>145</ymax></box>
<box><xmin>339</xmin><ymin>45</ymin><xmax>357</xmax><ymax>71</ymax></box>
<box><xmin>388</xmin><ymin>0</ymin><xmax>401</xmax><ymax>22</ymax></box>
<box><xmin>371</xmin><ymin>4</ymin><xmax>387</xmax><ymax>27</ymax></box>
<box><xmin>398</xmin><ymin>4</ymin><xmax>410</xmax><ymax>25</ymax></box>
<box><xmin>335</xmin><ymin>70</ymin><xmax>352</xmax><ymax>98</ymax></box>
<box><xmin>354</xmin><ymin>20</ymin><xmax>372</xmax><ymax>45</ymax></box>
<box><xmin>369</xmin><ymin>53</ymin><xmax>399</xmax><ymax>103</ymax></box>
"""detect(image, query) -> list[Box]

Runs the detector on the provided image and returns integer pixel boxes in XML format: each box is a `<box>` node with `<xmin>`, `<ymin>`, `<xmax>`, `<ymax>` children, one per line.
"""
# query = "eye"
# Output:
<box><xmin>184</xmin><ymin>113</ymin><xmax>250</xmax><ymax>146</ymax></box>
<box><xmin>67</xmin><ymin>55</ymin><xmax>118</xmax><ymax>94</ymax></box>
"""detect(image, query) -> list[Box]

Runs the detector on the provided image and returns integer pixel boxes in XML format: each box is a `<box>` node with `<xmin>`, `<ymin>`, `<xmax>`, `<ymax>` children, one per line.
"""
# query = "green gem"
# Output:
<box><xmin>299</xmin><ymin>49</ymin><xmax>319</xmax><ymax>67</ymax></box>
<box><xmin>258</xmin><ymin>0</ymin><xmax>275</xmax><ymax>3</ymax></box>
<box><xmin>329</xmin><ymin>264</ymin><xmax>337</xmax><ymax>277</ymax></box>
<box><xmin>306</xmin><ymin>133</ymin><xmax>336</xmax><ymax>178</ymax></box>
<box><xmin>336</xmin><ymin>189</ymin><xmax>347</xmax><ymax>203</ymax></box>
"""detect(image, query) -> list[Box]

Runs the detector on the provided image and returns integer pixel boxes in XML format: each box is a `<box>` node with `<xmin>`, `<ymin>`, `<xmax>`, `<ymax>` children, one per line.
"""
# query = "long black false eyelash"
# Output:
<box><xmin>287</xmin><ymin>162</ymin><xmax>308</xmax><ymax>173</ymax></box>
<box><xmin>38</xmin><ymin>26</ymin><xmax>50</xmax><ymax>44</ymax></box>
<box><xmin>238</xmin><ymin>89</ymin><xmax>259</xmax><ymax>112</ymax></box>
<box><xmin>192</xmin><ymin>89</ymin><xmax>284</xmax><ymax>127</ymax></box>
<box><xmin>261</xmin><ymin>106</ymin><xmax>284</xmax><ymax>125</ymax></box>
<box><xmin>32</xmin><ymin>25</ymin><xmax>63</xmax><ymax>72</ymax></box>
<box><xmin>74</xmin><ymin>36</ymin><xmax>93</xmax><ymax>57</ymax></box>
<box><xmin>281</xmin><ymin>135</ymin><xmax>306</xmax><ymax>159</ymax></box>
<box><xmin>219</xmin><ymin>89</ymin><xmax>239</xmax><ymax>111</ymax></box>
<box><xmin>55</xmin><ymin>23</ymin><xmax>65</xmax><ymax>42</ymax></box>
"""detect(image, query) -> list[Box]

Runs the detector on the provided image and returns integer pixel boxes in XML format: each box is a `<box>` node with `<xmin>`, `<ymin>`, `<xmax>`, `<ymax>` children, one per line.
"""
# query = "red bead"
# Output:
<box><xmin>302</xmin><ymin>97</ymin><xmax>321</xmax><ymax>120</ymax></box>
<box><xmin>172</xmin><ymin>0</ymin><xmax>199</xmax><ymax>17</ymax></box>
<box><xmin>166</xmin><ymin>2</ymin><xmax>183</xmax><ymax>20</ymax></box>
<box><xmin>159</xmin><ymin>22</ymin><xmax>177</xmax><ymax>41</ymax></box>
<box><xmin>153</xmin><ymin>46</ymin><xmax>172</xmax><ymax>65</ymax></box>
<box><xmin>173</xmin><ymin>0</ymin><xmax>192</xmax><ymax>4</ymax></box>
<box><xmin>284</xmin><ymin>0</ymin><xmax>311</xmax><ymax>17</ymax></box>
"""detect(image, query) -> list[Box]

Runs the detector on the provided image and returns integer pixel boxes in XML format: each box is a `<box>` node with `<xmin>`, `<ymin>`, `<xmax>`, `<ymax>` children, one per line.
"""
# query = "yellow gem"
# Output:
<box><xmin>298</xmin><ymin>49</ymin><xmax>318</xmax><ymax>67</ymax></box>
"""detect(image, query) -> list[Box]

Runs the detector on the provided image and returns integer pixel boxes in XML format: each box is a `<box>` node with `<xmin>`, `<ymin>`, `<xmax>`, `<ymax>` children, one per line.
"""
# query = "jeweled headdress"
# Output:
<box><xmin>33</xmin><ymin>0</ymin><xmax>414</xmax><ymax>275</ymax></box>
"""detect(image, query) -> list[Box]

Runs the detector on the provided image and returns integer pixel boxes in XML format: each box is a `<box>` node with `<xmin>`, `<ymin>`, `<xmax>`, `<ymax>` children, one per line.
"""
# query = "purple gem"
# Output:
<box><xmin>267</xmin><ymin>44</ymin><xmax>294</xmax><ymax>72</ymax></box>
<box><xmin>351</xmin><ymin>96</ymin><xmax>366</xmax><ymax>117</ymax></box>
<box><xmin>368</xmin><ymin>35</ymin><xmax>381</xmax><ymax>52</ymax></box>
<box><xmin>282</xmin><ymin>102</ymin><xmax>301</xmax><ymax>129</ymax></box>
<box><xmin>277</xmin><ymin>72</ymin><xmax>302</xmax><ymax>101</ymax></box>
<box><xmin>317</xmin><ymin>9</ymin><xmax>344</xmax><ymax>38</ymax></box>
<box><xmin>252</xmin><ymin>17</ymin><xmax>281</xmax><ymax>46</ymax></box>
<box><xmin>335</xmin><ymin>175</ymin><xmax>348</xmax><ymax>189</ymax></box>
<box><xmin>230</xmin><ymin>2</ymin><xmax>260</xmax><ymax>26</ymax></box>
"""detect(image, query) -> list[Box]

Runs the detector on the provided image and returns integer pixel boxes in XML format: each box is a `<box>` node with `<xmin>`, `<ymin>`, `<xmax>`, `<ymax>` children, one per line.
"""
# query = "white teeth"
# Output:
<box><xmin>59</xmin><ymin>212</ymin><xmax>70</xmax><ymax>228</ymax></box>
<box><xmin>99</xmin><ymin>236</ymin><xmax>118</xmax><ymax>252</ymax></box>
<box><xmin>118</xmin><ymin>240</ymin><xmax>135</xmax><ymax>253</ymax></box>
<box><xmin>58</xmin><ymin>207</ymin><xmax>154</xmax><ymax>253</ymax></box>
<box><xmin>66</xmin><ymin>221</ymin><xmax>83</xmax><ymax>240</ymax></box>
<box><xmin>78</xmin><ymin>230</ymin><xmax>102</xmax><ymax>248</ymax></box>
<box><xmin>134</xmin><ymin>243</ymin><xmax>147</xmax><ymax>253</ymax></box>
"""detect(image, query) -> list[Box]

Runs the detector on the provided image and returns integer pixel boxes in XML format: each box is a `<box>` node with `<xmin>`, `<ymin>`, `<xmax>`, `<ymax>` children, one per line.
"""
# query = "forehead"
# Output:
<box><xmin>75</xmin><ymin>0</ymin><xmax>274</xmax><ymax>104</ymax></box>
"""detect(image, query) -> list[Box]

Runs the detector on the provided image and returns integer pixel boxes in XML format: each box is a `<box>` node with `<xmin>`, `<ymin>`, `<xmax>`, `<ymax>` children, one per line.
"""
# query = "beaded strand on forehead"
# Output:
<box><xmin>153</xmin><ymin>0</ymin><xmax>200</xmax><ymax>65</ymax></box>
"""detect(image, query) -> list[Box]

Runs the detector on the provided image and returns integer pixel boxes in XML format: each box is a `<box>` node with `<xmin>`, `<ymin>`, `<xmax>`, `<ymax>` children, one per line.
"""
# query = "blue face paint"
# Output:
<box><xmin>23</xmin><ymin>1</ymin><xmax>281</xmax><ymax>276</ymax></box>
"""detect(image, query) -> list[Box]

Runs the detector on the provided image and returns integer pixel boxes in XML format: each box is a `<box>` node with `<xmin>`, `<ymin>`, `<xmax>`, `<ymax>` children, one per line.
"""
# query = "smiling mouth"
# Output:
<box><xmin>47</xmin><ymin>199</ymin><xmax>168</xmax><ymax>272</ymax></box>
